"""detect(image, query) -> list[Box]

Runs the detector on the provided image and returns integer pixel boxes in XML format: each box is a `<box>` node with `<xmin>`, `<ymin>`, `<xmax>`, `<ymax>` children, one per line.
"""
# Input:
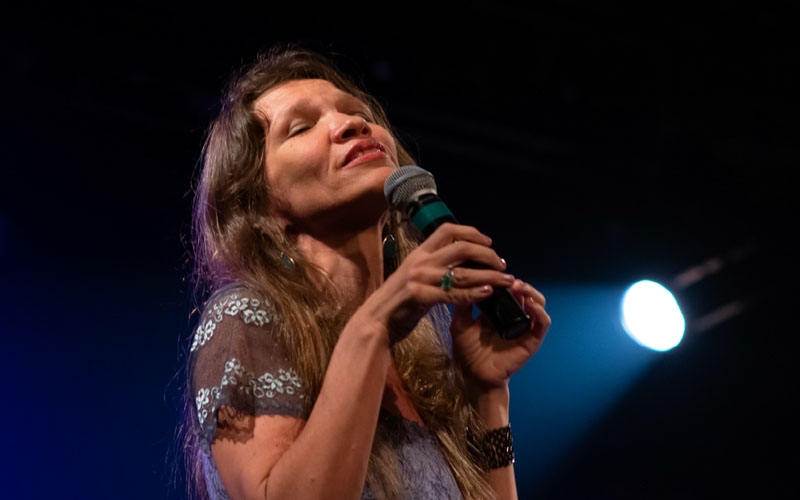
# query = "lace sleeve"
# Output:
<box><xmin>189</xmin><ymin>285</ymin><xmax>308</xmax><ymax>446</ymax></box>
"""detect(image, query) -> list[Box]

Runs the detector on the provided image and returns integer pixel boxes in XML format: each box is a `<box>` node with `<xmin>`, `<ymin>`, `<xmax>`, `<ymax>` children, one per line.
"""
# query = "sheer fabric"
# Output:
<box><xmin>189</xmin><ymin>284</ymin><xmax>462</xmax><ymax>499</ymax></box>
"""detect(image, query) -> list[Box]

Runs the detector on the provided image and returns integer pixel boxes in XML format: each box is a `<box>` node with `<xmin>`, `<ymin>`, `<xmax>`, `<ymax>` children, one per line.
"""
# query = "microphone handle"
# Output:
<box><xmin>407</xmin><ymin>194</ymin><xmax>531</xmax><ymax>339</ymax></box>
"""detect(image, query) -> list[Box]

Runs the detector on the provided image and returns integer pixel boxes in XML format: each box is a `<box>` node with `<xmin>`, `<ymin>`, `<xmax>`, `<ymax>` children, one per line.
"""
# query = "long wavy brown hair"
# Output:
<box><xmin>179</xmin><ymin>43</ymin><xmax>492</xmax><ymax>499</ymax></box>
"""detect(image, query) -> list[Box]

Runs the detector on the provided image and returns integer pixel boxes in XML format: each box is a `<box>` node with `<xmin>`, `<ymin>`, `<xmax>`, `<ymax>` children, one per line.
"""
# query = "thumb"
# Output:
<box><xmin>450</xmin><ymin>303</ymin><xmax>475</xmax><ymax>332</ymax></box>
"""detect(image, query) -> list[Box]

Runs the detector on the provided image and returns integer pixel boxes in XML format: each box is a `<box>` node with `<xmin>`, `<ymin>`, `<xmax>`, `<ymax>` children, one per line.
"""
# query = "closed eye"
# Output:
<box><xmin>287</xmin><ymin>122</ymin><xmax>311</xmax><ymax>137</ymax></box>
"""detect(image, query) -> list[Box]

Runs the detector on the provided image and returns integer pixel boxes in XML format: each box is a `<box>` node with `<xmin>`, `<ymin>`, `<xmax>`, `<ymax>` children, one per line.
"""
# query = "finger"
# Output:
<box><xmin>524</xmin><ymin>299</ymin><xmax>551</xmax><ymax>328</ymax></box>
<box><xmin>441</xmin><ymin>283</ymin><xmax>495</xmax><ymax>305</ymax></box>
<box><xmin>509</xmin><ymin>279</ymin><xmax>546</xmax><ymax>307</ymax></box>
<box><xmin>437</xmin><ymin>241</ymin><xmax>507</xmax><ymax>271</ymax></box>
<box><xmin>422</xmin><ymin>222</ymin><xmax>493</xmax><ymax>250</ymax></box>
<box><xmin>449</xmin><ymin>266</ymin><xmax>515</xmax><ymax>290</ymax></box>
<box><xmin>526</xmin><ymin>284</ymin><xmax>546</xmax><ymax>307</ymax></box>
<box><xmin>428</xmin><ymin>263</ymin><xmax>513</xmax><ymax>294</ymax></box>
<box><xmin>522</xmin><ymin>293</ymin><xmax>551</xmax><ymax>342</ymax></box>
<box><xmin>407</xmin><ymin>263</ymin><xmax>494</xmax><ymax>303</ymax></box>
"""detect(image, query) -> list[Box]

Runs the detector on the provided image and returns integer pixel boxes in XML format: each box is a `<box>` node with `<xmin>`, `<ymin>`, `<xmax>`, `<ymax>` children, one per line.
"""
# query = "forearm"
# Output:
<box><xmin>267</xmin><ymin>317</ymin><xmax>392</xmax><ymax>499</ymax></box>
<box><xmin>470</xmin><ymin>383</ymin><xmax>510</xmax><ymax>428</ymax></box>
<box><xmin>470</xmin><ymin>384</ymin><xmax>518</xmax><ymax>500</ymax></box>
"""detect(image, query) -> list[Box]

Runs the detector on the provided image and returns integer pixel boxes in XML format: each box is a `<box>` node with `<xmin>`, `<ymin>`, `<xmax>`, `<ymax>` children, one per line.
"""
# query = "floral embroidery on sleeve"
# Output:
<box><xmin>195</xmin><ymin>358</ymin><xmax>304</xmax><ymax>426</ymax></box>
<box><xmin>190</xmin><ymin>293</ymin><xmax>272</xmax><ymax>352</ymax></box>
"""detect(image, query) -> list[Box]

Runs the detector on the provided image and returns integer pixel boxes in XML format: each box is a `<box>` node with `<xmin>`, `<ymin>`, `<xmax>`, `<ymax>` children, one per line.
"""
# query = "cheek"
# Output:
<box><xmin>266</xmin><ymin>144</ymin><xmax>321</xmax><ymax>189</ymax></box>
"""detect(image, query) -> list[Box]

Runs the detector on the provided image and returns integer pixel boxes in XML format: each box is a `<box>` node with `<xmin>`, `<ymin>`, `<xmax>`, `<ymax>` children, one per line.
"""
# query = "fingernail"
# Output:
<box><xmin>499</xmin><ymin>257</ymin><xmax>507</xmax><ymax>268</ymax></box>
<box><xmin>502</xmin><ymin>273</ymin><xmax>515</xmax><ymax>283</ymax></box>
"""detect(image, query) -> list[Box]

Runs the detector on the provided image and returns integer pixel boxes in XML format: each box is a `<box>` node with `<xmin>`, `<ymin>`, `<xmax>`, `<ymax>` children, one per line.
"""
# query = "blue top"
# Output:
<box><xmin>189</xmin><ymin>284</ymin><xmax>462</xmax><ymax>499</ymax></box>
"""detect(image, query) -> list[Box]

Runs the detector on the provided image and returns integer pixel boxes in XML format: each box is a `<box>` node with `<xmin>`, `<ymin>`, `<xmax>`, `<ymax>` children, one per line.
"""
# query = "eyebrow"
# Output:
<box><xmin>286</xmin><ymin>93</ymin><xmax>365</xmax><ymax>114</ymax></box>
<box><xmin>262</xmin><ymin>92</ymin><xmax>369</xmax><ymax>132</ymax></box>
<box><xmin>283</xmin><ymin>99</ymin><xmax>316</xmax><ymax>119</ymax></box>
<box><xmin>260</xmin><ymin>99</ymin><xmax>313</xmax><ymax>134</ymax></box>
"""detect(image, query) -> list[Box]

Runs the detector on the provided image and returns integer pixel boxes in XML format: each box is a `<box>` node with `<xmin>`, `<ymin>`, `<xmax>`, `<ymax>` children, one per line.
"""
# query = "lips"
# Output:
<box><xmin>343</xmin><ymin>139</ymin><xmax>388</xmax><ymax>167</ymax></box>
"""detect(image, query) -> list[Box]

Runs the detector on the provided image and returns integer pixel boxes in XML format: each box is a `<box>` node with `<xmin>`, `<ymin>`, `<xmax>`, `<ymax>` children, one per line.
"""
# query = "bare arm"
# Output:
<box><xmin>212</xmin><ymin>315</ymin><xmax>392</xmax><ymax>500</ymax></box>
<box><xmin>452</xmin><ymin>279</ymin><xmax>552</xmax><ymax>500</ymax></box>
<box><xmin>470</xmin><ymin>385</ymin><xmax>518</xmax><ymax>499</ymax></box>
<box><xmin>210</xmin><ymin>223</ymin><xmax>514</xmax><ymax>499</ymax></box>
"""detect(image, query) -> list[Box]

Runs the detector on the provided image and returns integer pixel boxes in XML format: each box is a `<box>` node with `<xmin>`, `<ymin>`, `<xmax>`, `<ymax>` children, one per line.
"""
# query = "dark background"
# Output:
<box><xmin>1</xmin><ymin>2</ymin><xmax>797</xmax><ymax>499</ymax></box>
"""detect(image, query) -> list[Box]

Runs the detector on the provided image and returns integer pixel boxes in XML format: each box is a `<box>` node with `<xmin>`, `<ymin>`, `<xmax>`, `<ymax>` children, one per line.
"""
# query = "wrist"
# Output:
<box><xmin>466</xmin><ymin>382</ymin><xmax>510</xmax><ymax>429</ymax></box>
<box><xmin>467</xmin><ymin>423</ymin><xmax>515</xmax><ymax>471</ymax></box>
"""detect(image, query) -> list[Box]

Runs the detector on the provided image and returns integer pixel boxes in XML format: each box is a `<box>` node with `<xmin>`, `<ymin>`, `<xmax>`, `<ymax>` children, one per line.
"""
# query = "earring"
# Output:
<box><xmin>383</xmin><ymin>233</ymin><xmax>397</xmax><ymax>279</ymax></box>
<box><xmin>280</xmin><ymin>252</ymin><xmax>296</xmax><ymax>270</ymax></box>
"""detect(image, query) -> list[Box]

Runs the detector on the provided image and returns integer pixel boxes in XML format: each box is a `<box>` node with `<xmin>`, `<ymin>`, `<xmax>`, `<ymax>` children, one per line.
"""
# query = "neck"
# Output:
<box><xmin>295</xmin><ymin>224</ymin><xmax>385</xmax><ymax>304</ymax></box>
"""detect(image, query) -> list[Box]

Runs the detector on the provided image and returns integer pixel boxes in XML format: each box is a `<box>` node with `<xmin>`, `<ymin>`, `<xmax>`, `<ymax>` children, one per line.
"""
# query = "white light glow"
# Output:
<box><xmin>620</xmin><ymin>280</ymin><xmax>685</xmax><ymax>351</ymax></box>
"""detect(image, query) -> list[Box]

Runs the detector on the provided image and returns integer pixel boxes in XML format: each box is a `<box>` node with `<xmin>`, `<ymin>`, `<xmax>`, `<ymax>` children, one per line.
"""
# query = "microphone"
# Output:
<box><xmin>384</xmin><ymin>165</ymin><xmax>531</xmax><ymax>340</ymax></box>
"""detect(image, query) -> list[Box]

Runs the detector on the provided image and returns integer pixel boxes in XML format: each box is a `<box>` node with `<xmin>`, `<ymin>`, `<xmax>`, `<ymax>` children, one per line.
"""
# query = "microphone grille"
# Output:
<box><xmin>384</xmin><ymin>165</ymin><xmax>437</xmax><ymax>209</ymax></box>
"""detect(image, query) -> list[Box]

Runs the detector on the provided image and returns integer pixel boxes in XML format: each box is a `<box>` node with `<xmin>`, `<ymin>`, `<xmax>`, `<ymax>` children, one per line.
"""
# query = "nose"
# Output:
<box><xmin>333</xmin><ymin>114</ymin><xmax>371</xmax><ymax>142</ymax></box>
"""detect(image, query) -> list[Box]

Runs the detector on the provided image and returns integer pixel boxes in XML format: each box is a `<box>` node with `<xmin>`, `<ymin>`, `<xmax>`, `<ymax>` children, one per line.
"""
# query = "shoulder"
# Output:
<box><xmin>190</xmin><ymin>283</ymin><xmax>277</xmax><ymax>352</ymax></box>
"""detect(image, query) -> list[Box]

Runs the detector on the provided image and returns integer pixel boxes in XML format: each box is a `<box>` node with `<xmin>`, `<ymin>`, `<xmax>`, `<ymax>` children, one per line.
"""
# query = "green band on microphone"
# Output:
<box><xmin>412</xmin><ymin>200</ymin><xmax>455</xmax><ymax>231</ymax></box>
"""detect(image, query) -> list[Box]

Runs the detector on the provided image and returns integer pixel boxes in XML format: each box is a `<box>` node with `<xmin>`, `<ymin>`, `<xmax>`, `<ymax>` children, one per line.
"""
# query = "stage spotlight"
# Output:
<box><xmin>620</xmin><ymin>279</ymin><xmax>685</xmax><ymax>351</ymax></box>
<box><xmin>619</xmin><ymin>242</ymin><xmax>757</xmax><ymax>351</ymax></box>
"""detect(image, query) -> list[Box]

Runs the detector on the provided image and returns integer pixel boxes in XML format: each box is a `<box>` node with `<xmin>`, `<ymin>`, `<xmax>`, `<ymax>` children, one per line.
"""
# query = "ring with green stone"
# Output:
<box><xmin>440</xmin><ymin>265</ymin><xmax>455</xmax><ymax>291</ymax></box>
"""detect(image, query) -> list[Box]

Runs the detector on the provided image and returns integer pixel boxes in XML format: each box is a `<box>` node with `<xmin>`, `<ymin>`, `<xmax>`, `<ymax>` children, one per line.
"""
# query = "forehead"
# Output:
<box><xmin>254</xmin><ymin>79</ymin><xmax>359</xmax><ymax>119</ymax></box>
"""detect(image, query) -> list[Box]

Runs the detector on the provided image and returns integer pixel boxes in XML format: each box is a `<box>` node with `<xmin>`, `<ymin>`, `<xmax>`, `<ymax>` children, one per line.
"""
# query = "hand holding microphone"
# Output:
<box><xmin>384</xmin><ymin>165</ymin><xmax>531</xmax><ymax>340</ymax></box>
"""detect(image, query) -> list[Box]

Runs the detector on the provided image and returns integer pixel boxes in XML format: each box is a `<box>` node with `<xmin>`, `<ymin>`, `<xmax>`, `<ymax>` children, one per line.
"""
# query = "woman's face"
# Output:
<box><xmin>255</xmin><ymin>79</ymin><xmax>399</xmax><ymax>234</ymax></box>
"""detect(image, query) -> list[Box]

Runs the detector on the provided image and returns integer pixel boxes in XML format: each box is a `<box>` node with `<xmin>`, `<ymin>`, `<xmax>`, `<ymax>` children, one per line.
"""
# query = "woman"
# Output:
<box><xmin>180</xmin><ymin>44</ymin><xmax>551</xmax><ymax>500</ymax></box>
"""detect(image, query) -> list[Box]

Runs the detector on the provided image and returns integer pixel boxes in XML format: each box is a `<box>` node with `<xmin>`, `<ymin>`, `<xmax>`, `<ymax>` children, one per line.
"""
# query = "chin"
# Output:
<box><xmin>356</xmin><ymin>163</ymin><xmax>395</xmax><ymax>189</ymax></box>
